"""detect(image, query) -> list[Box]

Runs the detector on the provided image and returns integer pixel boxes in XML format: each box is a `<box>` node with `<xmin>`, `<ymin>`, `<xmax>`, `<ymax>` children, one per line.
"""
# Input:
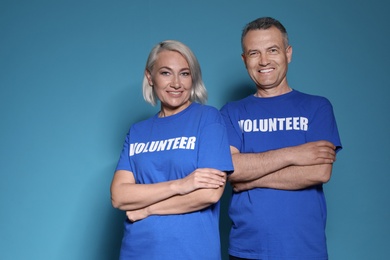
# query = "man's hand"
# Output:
<box><xmin>289</xmin><ymin>140</ymin><xmax>336</xmax><ymax>166</ymax></box>
<box><xmin>231</xmin><ymin>181</ymin><xmax>253</xmax><ymax>192</ymax></box>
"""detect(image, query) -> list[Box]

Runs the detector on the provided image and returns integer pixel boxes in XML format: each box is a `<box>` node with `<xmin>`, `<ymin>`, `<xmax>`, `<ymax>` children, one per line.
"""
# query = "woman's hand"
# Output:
<box><xmin>173</xmin><ymin>168</ymin><xmax>226</xmax><ymax>195</ymax></box>
<box><xmin>126</xmin><ymin>207</ymin><xmax>149</xmax><ymax>222</ymax></box>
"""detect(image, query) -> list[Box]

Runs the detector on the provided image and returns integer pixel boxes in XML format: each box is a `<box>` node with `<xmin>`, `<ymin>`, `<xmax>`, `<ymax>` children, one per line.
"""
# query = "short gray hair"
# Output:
<box><xmin>142</xmin><ymin>40</ymin><xmax>207</xmax><ymax>106</ymax></box>
<box><xmin>241</xmin><ymin>17</ymin><xmax>289</xmax><ymax>52</ymax></box>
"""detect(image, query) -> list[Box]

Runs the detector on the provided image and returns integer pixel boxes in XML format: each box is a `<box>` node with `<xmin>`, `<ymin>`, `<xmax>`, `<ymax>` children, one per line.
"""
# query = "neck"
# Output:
<box><xmin>158</xmin><ymin>111</ymin><xmax>166</xmax><ymax>118</ymax></box>
<box><xmin>159</xmin><ymin>102</ymin><xmax>192</xmax><ymax>117</ymax></box>
<box><xmin>255</xmin><ymin>86</ymin><xmax>292</xmax><ymax>98</ymax></box>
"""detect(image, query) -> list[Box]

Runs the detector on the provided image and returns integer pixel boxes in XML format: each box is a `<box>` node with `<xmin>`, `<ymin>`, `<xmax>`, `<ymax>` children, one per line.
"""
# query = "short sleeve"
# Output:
<box><xmin>115</xmin><ymin>130</ymin><xmax>132</xmax><ymax>172</ymax></box>
<box><xmin>197</xmin><ymin>110</ymin><xmax>234</xmax><ymax>173</ymax></box>
<box><xmin>307</xmin><ymin>99</ymin><xmax>342</xmax><ymax>152</ymax></box>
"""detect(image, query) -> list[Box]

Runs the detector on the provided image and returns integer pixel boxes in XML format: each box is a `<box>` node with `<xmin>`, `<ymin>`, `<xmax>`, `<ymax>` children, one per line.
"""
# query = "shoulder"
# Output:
<box><xmin>188</xmin><ymin>103</ymin><xmax>219</xmax><ymax>116</ymax></box>
<box><xmin>292</xmin><ymin>90</ymin><xmax>332</xmax><ymax>107</ymax></box>
<box><xmin>130</xmin><ymin>115</ymin><xmax>155</xmax><ymax>131</ymax></box>
<box><xmin>194</xmin><ymin>103</ymin><xmax>218</xmax><ymax>112</ymax></box>
<box><xmin>189</xmin><ymin>103</ymin><xmax>226</xmax><ymax>125</ymax></box>
<box><xmin>221</xmin><ymin>95</ymin><xmax>254</xmax><ymax>111</ymax></box>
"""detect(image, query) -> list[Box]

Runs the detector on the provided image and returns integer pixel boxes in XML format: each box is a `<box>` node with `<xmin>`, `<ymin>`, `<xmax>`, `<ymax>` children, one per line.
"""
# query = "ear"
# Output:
<box><xmin>241</xmin><ymin>53</ymin><xmax>248</xmax><ymax>68</ymax></box>
<box><xmin>286</xmin><ymin>45</ymin><xmax>293</xmax><ymax>64</ymax></box>
<box><xmin>145</xmin><ymin>70</ymin><xmax>153</xmax><ymax>86</ymax></box>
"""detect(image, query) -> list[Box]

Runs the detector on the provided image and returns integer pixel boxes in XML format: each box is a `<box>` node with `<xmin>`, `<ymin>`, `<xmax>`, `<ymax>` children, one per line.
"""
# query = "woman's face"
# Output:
<box><xmin>146</xmin><ymin>50</ymin><xmax>192</xmax><ymax>117</ymax></box>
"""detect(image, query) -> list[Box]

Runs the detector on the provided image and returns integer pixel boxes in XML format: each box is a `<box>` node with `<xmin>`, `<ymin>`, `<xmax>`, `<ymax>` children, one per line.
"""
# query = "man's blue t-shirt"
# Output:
<box><xmin>221</xmin><ymin>90</ymin><xmax>342</xmax><ymax>260</ymax></box>
<box><xmin>116</xmin><ymin>102</ymin><xmax>233</xmax><ymax>260</ymax></box>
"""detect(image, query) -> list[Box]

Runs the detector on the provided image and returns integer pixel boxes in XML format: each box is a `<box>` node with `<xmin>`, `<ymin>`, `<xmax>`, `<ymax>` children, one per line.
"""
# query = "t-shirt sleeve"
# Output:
<box><xmin>115</xmin><ymin>130</ymin><xmax>132</xmax><ymax>172</ymax></box>
<box><xmin>220</xmin><ymin>103</ymin><xmax>243</xmax><ymax>151</ymax></box>
<box><xmin>307</xmin><ymin>98</ymin><xmax>342</xmax><ymax>152</ymax></box>
<box><xmin>197</xmin><ymin>110</ymin><xmax>234</xmax><ymax>173</ymax></box>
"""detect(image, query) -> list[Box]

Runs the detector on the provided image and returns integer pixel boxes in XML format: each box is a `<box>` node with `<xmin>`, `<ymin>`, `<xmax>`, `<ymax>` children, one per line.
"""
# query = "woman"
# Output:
<box><xmin>111</xmin><ymin>40</ymin><xmax>233</xmax><ymax>260</ymax></box>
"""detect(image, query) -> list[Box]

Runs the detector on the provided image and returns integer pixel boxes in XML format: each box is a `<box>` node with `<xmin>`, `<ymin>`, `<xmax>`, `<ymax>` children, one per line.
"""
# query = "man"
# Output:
<box><xmin>220</xmin><ymin>17</ymin><xmax>342</xmax><ymax>260</ymax></box>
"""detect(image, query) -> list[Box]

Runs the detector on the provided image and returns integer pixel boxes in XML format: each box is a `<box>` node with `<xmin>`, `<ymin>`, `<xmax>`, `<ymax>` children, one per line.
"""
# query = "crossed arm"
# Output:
<box><xmin>229</xmin><ymin>140</ymin><xmax>336</xmax><ymax>191</ymax></box>
<box><xmin>110</xmin><ymin>168</ymin><xmax>227</xmax><ymax>222</ymax></box>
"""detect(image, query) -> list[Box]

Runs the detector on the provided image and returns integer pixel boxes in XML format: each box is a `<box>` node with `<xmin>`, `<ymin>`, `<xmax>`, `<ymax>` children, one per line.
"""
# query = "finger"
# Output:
<box><xmin>196</xmin><ymin>174</ymin><xmax>226</xmax><ymax>185</ymax></box>
<box><xmin>196</xmin><ymin>178</ymin><xmax>225</xmax><ymax>187</ymax></box>
<box><xmin>317</xmin><ymin>140</ymin><xmax>336</xmax><ymax>150</ymax></box>
<box><xmin>197</xmin><ymin>168</ymin><xmax>226</xmax><ymax>176</ymax></box>
<box><xmin>126</xmin><ymin>213</ymin><xmax>135</xmax><ymax>222</ymax></box>
<box><xmin>198</xmin><ymin>174</ymin><xmax>226</xmax><ymax>185</ymax></box>
<box><xmin>192</xmin><ymin>171</ymin><xmax>226</xmax><ymax>182</ymax></box>
<box><xmin>232</xmin><ymin>184</ymin><xmax>242</xmax><ymax>192</ymax></box>
<box><xmin>318</xmin><ymin>153</ymin><xmax>335</xmax><ymax>163</ymax></box>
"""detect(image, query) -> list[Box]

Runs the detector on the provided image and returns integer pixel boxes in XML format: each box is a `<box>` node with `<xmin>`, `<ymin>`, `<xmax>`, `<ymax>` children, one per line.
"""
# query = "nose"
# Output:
<box><xmin>258</xmin><ymin>54</ymin><xmax>269</xmax><ymax>66</ymax></box>
<box><xmin>171</xmin><ymin>75</ymin><xmax>180</xmax><ymax>89</ymax></box>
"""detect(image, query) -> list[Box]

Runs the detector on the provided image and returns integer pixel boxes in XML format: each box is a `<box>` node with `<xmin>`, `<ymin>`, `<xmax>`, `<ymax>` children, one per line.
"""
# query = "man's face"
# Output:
<box><xmin>242</xmin><ymin>27</ymin><xmax>292</xmax><ymax>94</ymax></box>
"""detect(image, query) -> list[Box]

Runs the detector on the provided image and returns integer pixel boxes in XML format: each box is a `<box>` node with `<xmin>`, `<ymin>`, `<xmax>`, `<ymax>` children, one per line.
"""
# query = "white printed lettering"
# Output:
<box><xmin>129</xmin><ymin>136</ymin><xmax>197</xmax><ymax>156</ymax></box>
<box><xmin>186</xmin><ymin>137</ymin><xmax>196</xmax><ymax>149</ymax></box>
<box><xmin>179</xmin><ymin>137</ymin><xmax>188</xmax><ymax>149</ymax></box>
<box><xmin>238</xmin><ymin>117</ymin><xmax>309</xmax><ymax>133</ymax></box>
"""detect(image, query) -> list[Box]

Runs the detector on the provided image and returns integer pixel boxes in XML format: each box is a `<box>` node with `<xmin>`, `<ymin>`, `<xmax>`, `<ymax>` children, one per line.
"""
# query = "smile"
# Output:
<box><xmin>259</xmin><ymin>68</ymin><xmax>274</xmax><ymax>73</ymax></box>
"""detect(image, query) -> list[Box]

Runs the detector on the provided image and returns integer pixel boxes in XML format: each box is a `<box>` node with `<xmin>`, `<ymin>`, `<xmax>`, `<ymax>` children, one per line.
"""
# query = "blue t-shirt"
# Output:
<box><xmin>116</xmin><ymin>102</ymin><xmax>233</xmax><ymax>260</ymax></box>
<box><xmin>221</xmin><ymin>90</ymin><xmax>342</xmax><ymax>260</ymax></box>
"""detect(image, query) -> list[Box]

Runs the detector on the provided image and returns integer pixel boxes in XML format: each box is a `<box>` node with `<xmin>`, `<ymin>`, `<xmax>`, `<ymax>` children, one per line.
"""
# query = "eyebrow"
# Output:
<box><xmin>158</xmin><ymin>66</ymin><xmax>190</xmax><ymax>72</ymax></box>
<box><xmin>158</xmin><ymin>66</ymin><xmax>172</xmax><ymax>70</ymax></box>
<box><xmin>268</xmin><ymin>44</ymin><xmax>282</xmax><ymax>50</ymax></box>
<box><xmin>246</xmin><ymin>44</ymin><xmax>281</xmax><ymax>53</ymax></box>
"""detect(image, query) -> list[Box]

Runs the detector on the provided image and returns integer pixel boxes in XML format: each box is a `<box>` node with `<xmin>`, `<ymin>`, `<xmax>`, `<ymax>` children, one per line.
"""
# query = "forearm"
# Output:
<box><xmin>126</xmin><ymin>184</ymin><xmax>226</xmax><ymax>222</ymax></box>
<box><xmin>228</xmin><ymin>147</ymin><xmax>294</xmax><ymax>182</ymax></box>
<box><xmin>111</xmin><ymin>179</ymin><xmax>180</xmax><ymax>211</ymax></box>
<box><xmin>232</xmin><ymin>163</ymin><xmax>333</xmax><ymax>191</ymax></box>
<box><xmin>111</xmin><ymin>168</ymin><xmax>226</xmax><ymax>211</ymax></box>
<box><xmin>148</xmin><ymin>184</ymin><xmax>225</xmax><ymax>215</ymax></box>
<box><xmin>228</xmin><ymin>141</ymin><xmax>336</xmax><ymax>183</ymax></box>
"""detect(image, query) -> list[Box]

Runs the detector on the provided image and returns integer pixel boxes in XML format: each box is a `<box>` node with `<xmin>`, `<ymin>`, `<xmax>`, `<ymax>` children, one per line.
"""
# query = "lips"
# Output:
<box><xmin>167</xmin><ymin>91</ymin><xmax>183</xmax><ymax>95</ymax></box>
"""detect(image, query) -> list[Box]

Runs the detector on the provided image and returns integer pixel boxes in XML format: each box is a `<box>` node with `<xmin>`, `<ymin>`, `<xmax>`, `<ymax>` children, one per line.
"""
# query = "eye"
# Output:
<box><xmin>160</xmin><ymin>70</ymin><xmax>171</xmax><ymax>76</ymax></box>
<box><xmin>248</xmin><ymin>51</ymin><xmax>260</xmax><ymax>58</ymax></box>
<box><xmin>269</xmin><ymin>48</ymin><xmax>279</xmax><ymax>54</ymax></box>
<box><xmin>180</xmin><ymin>71</ymin><xmax>191</xmax><ymax>77</ymax></box>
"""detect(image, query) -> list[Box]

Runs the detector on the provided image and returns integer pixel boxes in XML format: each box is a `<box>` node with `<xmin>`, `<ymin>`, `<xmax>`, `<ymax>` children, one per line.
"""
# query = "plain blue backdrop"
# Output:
<box><xmin>1</xmin><ymin>0</ymin><xmax>389</xmax><ymax>259</ymax></box>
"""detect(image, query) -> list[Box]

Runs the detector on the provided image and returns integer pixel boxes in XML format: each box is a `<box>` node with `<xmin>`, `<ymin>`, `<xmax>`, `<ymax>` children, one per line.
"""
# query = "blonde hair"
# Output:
<box><xmin>142</xmin><ymin>40</ymin><xmax>207</xmax><ymax>106</ymax></box>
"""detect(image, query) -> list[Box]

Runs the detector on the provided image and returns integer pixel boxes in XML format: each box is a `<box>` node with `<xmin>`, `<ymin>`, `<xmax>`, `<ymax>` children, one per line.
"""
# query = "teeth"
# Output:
<box><xmin>260</xmin><ymin>69</ymin><xmax>273</xmax><ymax>73</ymax></box>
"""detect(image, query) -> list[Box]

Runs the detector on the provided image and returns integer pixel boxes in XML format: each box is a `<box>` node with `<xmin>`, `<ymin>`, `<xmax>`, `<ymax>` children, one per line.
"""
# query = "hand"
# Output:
<box><xmin>126</xmin><ymin>207</ymin><xmax>149</xmax><ymax>222</ymax></box>
<box><xmin>231</xmin><ymin>181</ymin><xmax>253</xmax><ymax>192</ymax></box>
<box><xmin>174</xmin><ymin>168</ymin><xmax>226</xmax><ymax>195</ymax></box>
<box><xmin>290</xmin><ymin>141</ymin><xmax>336</xmax><ymax>166</ymax></box>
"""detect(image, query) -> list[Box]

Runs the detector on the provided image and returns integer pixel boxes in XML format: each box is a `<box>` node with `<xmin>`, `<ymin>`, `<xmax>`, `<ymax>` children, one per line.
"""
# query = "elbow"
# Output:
<box><xmin>321</xmin><ymin>172</ymin><xmax>332</xmax><ymax>184</ymax></box>
<box><xmin>111</xmin><ymin>190</ymin><xmax>126</xmax><ymax>210</ymax></box>
<box><xmin>208</xmin><ymin>192</ymin><xmax>222</xmax><ymax>204</ymax></box>
<box><xmin>111</xmin><ymin>190</ymin><xmax>135</xmax><ymax>211</ymax></box>
<box><xmin>307</xmin><ymin>164</ymin><xmax>332</xmax><ymax>186</ymax></box>
<box><xmin>206</xmin><ymin>185</ymin><xmax>225</xmax><ymax>204</ymax></box>
<box><xmin>318</xmin><ymin>165</ymin><xmax>333</xmax><ymax>184</ymax></box>
<box><xmin>209</xmin><ymin>174</ymin><xmax>228</xmax><ymax>203</ymax></box>
<box><xmin>112</xmin><ymin>198</ymin><xmax>129</xmax><ymax>211</ymax></box>
<box><xmin>110</xmin><ymin>186</ymin><xmax>119</xmax><ymax>209</ymax></box>
<box><xmin>111</xmin><ymin>195</ymin><xmax>121</xmax><ymax>209</ymax></box>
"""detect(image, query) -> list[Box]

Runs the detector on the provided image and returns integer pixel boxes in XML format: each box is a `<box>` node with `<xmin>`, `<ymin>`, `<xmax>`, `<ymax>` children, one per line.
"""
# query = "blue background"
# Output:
<box><xmin>1</xmin><ymin>0</ymin><xmax>389</xmax><ymax>259</ymax></box>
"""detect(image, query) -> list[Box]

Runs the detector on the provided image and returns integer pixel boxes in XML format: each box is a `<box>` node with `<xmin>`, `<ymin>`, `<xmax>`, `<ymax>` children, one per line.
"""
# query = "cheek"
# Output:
<box><xmin>246</xmin><ymin>61</ymin><xmax>258</xmax><ymax>70</ymax></box>
<box><xmin>153</xmin><ymin>78</ymin><xmax>171</xmax><ymax>89</ymax></box>
<box><xmin>183</xmin><ymin>78</ymin><xmax>193</xmax><ymax>88</ymax></box>
<box><xmin>247</xmin><ymin>64</ymin><xmax>258</xmax><ymax>74</ymax></box>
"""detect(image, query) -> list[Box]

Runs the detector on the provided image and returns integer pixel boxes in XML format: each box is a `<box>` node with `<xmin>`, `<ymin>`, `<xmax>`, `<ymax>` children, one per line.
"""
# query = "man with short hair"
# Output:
<box><xmin>221</xmin><ymin>17</ymin><xmax>342</xmax><ymax>260</ymax></box>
